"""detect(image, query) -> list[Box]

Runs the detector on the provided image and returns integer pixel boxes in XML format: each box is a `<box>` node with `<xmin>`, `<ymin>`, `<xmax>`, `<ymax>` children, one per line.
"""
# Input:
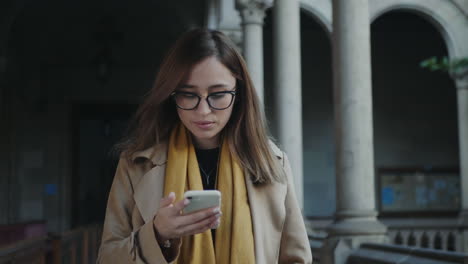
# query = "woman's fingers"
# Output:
<box><xmin>159</xmin><ymin>192</ymin><xmax>176</xmax><ymax>208</ymax></box>
<box><xmin>177</xmin><ymin>206</ymin><xmax>220</xmax><ymax>227</ymax></box>
<box><xmin>177</xmin><ymin>212</ymin><xmax>221</xmax><ymax>237</ymax></box>
<box><xmin>154</xmin><ymin>193</ymin><xmax>222</xmax><ymax>240</ymax></box>
<box><xmin>171</xmin><ymin>198</ymin><xmax>190</xmax><ymax>214</ymax></box>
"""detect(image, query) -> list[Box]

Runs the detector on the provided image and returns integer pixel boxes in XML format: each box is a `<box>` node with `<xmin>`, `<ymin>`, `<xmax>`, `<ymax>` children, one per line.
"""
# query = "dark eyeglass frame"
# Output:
<box><xmin>170</xmin><ymin>90</ymin><xmax>237</xmax><ymax>110</ymax></box>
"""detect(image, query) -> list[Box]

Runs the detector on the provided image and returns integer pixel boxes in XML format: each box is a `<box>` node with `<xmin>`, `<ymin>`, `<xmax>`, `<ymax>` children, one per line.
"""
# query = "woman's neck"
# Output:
<box><xmin>192</xmin><ymin>135</ymin><xmax>220</xmax><ymax>149</ymax></box>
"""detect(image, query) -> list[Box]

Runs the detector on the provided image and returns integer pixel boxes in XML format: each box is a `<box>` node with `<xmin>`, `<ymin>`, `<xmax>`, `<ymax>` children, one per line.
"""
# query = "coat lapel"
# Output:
<box><xmin>133</xmin><ymin>165</ymin><xmax>166</xmax><ymax>223</ymax></box>
<box><xmin>132</xmin><ymin>143</ymin><xmax>168</xmax><ymax>224</ymax></box>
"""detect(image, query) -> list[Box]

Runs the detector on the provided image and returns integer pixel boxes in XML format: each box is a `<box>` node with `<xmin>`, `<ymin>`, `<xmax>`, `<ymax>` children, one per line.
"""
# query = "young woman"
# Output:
<box><xmin>98</xmin><ymin>28</ymin><xmax>312</xmax><ymax>264</ymax></box>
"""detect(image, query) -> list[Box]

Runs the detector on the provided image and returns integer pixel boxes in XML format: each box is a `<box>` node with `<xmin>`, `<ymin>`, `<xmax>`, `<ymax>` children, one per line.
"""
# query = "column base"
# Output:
<box><xmin>320</xmin><ymin>217</ymin><xmax>388</xmax><ymax>264</ymax></box>
<box><xmin>320</xmin><ymin>234</ymin><xmax>388</xmax><ymax>264</ymax></box>
<box><xmin>327</xmin><ymin>217</ymin><xmax>387</xmax><ymax>236</ymax></box>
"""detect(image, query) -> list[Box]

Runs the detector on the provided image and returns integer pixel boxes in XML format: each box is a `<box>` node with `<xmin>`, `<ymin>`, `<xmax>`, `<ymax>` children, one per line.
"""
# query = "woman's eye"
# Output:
<box><xmin>181</xmin><ymin>93</ymin><xmax>197</xmax><ymax>99</ymax></box>
<box><xmin>210</xmin><ymin>93</ymin><xmax>227</xmax><ymax>100</ymax></box>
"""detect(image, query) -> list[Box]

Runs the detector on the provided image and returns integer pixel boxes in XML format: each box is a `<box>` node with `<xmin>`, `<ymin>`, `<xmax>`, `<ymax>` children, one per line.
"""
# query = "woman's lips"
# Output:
<box><xmin>194</xmin><ymin>121</ymin><xmax>215</xmax><ymax>129</ymax></box>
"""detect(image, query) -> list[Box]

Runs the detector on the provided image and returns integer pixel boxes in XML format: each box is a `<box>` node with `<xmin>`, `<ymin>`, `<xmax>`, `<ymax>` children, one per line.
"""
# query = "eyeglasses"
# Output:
<box><xmin>171</xmin><ymin>90</ymin><xmax>237</xmax><ymax>110</ymax></box>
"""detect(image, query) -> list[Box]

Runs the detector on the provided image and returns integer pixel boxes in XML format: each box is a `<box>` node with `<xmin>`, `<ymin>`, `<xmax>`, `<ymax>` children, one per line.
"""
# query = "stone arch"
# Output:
<box><xmin>299</xmin><ymin>0</ymin><xmax>332</xmax><ymax>36</ymax></box>
<box><xmin>370</xmin><ymin>0</ymin><xmax>468</xmax><ymax>59</ymax></box>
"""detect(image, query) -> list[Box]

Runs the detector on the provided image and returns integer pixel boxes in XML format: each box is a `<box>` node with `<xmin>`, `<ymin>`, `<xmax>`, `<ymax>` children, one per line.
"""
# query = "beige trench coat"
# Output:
<box><xmin>97</xmin><ymin>142</ymin><xmax>312</xmax><ymax>264</ymax></box>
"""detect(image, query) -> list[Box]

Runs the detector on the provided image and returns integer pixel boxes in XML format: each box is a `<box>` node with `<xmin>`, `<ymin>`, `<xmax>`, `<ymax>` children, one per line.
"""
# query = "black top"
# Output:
<box><xmin>195</xmin><ymin>147</ymin><xmax>220</xmax><ymax>190</ymax></box>
<box><xmin>195</xmin><ymin>147</ymin><xmax>220</xmax><ymax>243</ymax></box>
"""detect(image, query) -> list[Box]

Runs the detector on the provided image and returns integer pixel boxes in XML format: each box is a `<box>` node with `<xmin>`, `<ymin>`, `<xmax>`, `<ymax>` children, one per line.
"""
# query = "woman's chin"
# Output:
<box><xmin>191</xmin><ymin>132</ymin><xmax>221</xmax><ymax>148</ymax></box>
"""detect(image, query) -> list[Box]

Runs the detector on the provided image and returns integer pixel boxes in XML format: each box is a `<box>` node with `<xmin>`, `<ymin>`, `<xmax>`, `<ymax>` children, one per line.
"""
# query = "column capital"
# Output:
<box><xmin>236</xmin><ymin>0</ymin><xmax>272</xmax><ymax>25</ymax></box>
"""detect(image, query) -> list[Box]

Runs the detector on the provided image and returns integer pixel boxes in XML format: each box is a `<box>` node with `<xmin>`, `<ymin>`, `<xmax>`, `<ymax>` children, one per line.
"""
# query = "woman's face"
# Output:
<box><xmin>175</xmin><ymin>56</ymin><xmax>236</xmax><ymax>149</ymax></box>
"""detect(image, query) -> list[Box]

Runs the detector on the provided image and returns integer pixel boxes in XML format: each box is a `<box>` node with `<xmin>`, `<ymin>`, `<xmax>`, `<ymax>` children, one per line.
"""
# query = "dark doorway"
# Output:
<box><xmin>71</xmin><ymin>103</ymin><xmax>136</xmax><ymax>228</ymax></box>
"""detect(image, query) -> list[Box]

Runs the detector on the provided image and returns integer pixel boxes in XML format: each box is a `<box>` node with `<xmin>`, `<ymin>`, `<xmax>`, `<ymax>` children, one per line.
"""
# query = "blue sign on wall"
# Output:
<box><xmin>45</xmin><ymin>184</ymin><xmax>58</xmax><ymax>195</ymax></box>
<box><xmin>382</xmin><ymin>187</ymin><xmax>395</xmax><ymax>206</ymax></box>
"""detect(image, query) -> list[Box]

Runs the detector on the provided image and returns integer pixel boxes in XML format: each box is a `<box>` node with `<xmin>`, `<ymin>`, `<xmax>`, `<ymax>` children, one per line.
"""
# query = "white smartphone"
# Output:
<box><xmin>183</xmin><ymin>190</ymin><xmax>221</xmax><ymax>214</ymax></box>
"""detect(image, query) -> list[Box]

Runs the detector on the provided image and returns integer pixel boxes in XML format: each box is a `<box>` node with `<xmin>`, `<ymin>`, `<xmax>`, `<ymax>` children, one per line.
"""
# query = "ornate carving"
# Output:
<box><xmin>235</xmin><ymin>0</ymin><xmax>272</xmax><ymax>25</ymax></box>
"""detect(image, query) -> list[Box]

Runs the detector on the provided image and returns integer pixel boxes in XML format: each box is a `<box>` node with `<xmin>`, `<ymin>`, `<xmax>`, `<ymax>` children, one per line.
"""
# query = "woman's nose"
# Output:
<box><xmin>196</xmin><ymin>98</ymin><xmax>212</xmax><ymax>114</ymax></box>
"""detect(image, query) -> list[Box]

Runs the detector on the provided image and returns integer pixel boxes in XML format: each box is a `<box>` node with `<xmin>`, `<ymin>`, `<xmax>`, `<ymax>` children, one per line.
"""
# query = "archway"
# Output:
<box><xmin>371</xmin><ymin>11</ymin><xmax>459</xmax><ymax>216</ymax></box>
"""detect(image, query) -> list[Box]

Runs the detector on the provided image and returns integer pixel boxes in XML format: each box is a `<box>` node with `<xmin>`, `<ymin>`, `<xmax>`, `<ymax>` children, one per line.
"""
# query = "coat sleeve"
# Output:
<box><xmin>97</xmin><ymin>158</ymin><xmax>179</xmax><ymax>264</ymax></box>
<box><xmin>278</xmin><ymin>152</ymin><xmax>313</xmax><ymax>264</ymax></box>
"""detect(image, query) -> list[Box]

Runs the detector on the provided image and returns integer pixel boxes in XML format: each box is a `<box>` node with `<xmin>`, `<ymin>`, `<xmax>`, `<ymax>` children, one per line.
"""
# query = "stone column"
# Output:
<box><xmin>273</xmin><ymin>0</ymin><xmax>303</xmax><ymax>208</ymax></box>
<box><xmin>236</xmin><ymin>0</ymin><xmax>272</xmax><ymax>103</ymax></box>
<box><xmin>455</xmin><ymin>73</ymin><xmax>468</xmax><ymax>252</ymax></box>
<box><xmin>322</xmin><ymin>0</ymin><xmax>387</xmax><ymax>263</ymax></box>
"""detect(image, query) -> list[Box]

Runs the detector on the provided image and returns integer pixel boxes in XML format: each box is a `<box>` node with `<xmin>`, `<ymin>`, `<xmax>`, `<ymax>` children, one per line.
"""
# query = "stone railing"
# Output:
<box><xmin>50</xmin><ymin>224</ymin><xmax>102</xmax><ymax>264</ymax></box>
<box><xmin>388</xmin><ymin>228</ymin><xmax>459</xmax><ymax>251</ymax></box>
<box><xmin>309</xmin><ymin>232</ymin><xmax>326</xmax><ymax>263</ymax></box>
<box><xmin>306</xmin><ymin>218</ymin><xmax>327</xmax><ymax>263</ymax></box>
<box><xmin>0</xmin><ymin>236</ymin><xmax>48</xmax><ymax>264</ymax></box>
<box><xmin>0</xmin><ymin>224</ymin><xmax>102</xmax><ymax>264</ymax></box>
<box><xmin>382</xmin><ymin>218</ymin><xmax>461</xmax><ymax>252</ymax></box>
<box><xmin>0</xmin><ymin>221</ymin><xmax>47</xmax><ymax>247</ymax></box>
<box><xmin>347</xmin><ymin>243</ymin><xmax>468</xmax><ymax>264</ymax></box>
<box><xmin>307</xmin><ymin>217</ymin><xmax>462</xmax><ymax>252</ymax></box>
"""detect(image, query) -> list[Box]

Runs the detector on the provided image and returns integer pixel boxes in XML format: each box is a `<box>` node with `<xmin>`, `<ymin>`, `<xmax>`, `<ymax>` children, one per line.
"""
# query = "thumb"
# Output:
<box><xmin>159</xmin><ymin>192</ymin><xmax>176</xmax><ymax>208</ymax></box>
<box><xmin>173</xmin><ymin>197</ymin><xmax>190</xmax><ymax>213</ymax></box>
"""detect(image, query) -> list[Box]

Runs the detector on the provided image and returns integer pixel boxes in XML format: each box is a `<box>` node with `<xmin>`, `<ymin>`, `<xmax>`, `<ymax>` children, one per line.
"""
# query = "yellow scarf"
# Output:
<box><xmin>164</xmin><ymin>124</ymin><xmax>256</xmax><ymax>264</ymax></box>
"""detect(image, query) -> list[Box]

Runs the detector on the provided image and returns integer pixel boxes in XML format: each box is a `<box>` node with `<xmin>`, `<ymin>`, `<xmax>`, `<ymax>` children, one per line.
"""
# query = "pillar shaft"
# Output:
<box><xmin>273</xmin><ymin>0</ymin><xmax>303</xmax><ymax>208</ymax></box>
<box><xmin>321</xmin><ymin>3</ymin><xmax>387</xmax><ymax>262</ymax></box>
<box><xmin>329</xmin><ymin>0</ymin><xmax>386</xmax><ymax>235</ymax></box>
<box><xmin>457</xmin><ymin>78</ymin><xmax>468</xmax><ymax>210</ymax></box>
<box><xmin>236</xmin><ymin>0</ymin><xmax>270</xmax><ymax>103</ymax></box>
<box><xmin>243</xmin><ymin>21</ymin><xmax>264</xmax><ymax>101</ymax></box>
<box><xmin>456</xmin><ymin>76</ymin><xmax>468</xmax><ymax>253</ymax></box>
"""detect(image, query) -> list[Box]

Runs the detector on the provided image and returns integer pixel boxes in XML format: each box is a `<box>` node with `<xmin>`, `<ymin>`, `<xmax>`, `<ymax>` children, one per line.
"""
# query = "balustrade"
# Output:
<box><xmin>0</xmin><ymin>224</ymin><xmax>101</xmax><ymax>264</ymax></box>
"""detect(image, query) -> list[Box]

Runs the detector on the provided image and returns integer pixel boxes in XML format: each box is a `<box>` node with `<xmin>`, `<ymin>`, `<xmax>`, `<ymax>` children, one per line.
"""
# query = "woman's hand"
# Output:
<box><xmin>153</xmin><ymin>192</ymin><xmax>221</xmax><ymax>243</ymax></box>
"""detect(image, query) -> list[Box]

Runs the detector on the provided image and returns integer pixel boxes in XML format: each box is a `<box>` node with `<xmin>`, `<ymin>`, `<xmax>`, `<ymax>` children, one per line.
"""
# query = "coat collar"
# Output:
<box><xmin>268</xmin><ymin>140</ymin><xmax>283</xmax><ymax>160</ymax></box>
<box><xmin>131</xmin><ymin>142</ymin><xmax>168</xmax><ymax>166</ymax></box>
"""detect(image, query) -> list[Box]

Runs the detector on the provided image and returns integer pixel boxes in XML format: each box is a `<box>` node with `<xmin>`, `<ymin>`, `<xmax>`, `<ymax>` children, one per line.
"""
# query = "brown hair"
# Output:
<box><xmin>119</xmin><ymin>28</ymin><xmax>285</xmax><ymax>184</ymax></box>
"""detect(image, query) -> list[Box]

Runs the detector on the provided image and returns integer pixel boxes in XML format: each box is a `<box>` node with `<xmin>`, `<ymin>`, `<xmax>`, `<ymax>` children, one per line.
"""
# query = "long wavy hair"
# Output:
<box><xmin>119</xmin><ymin>28</ymin><xmax>285</xmax><ymax>184</ymax></box>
